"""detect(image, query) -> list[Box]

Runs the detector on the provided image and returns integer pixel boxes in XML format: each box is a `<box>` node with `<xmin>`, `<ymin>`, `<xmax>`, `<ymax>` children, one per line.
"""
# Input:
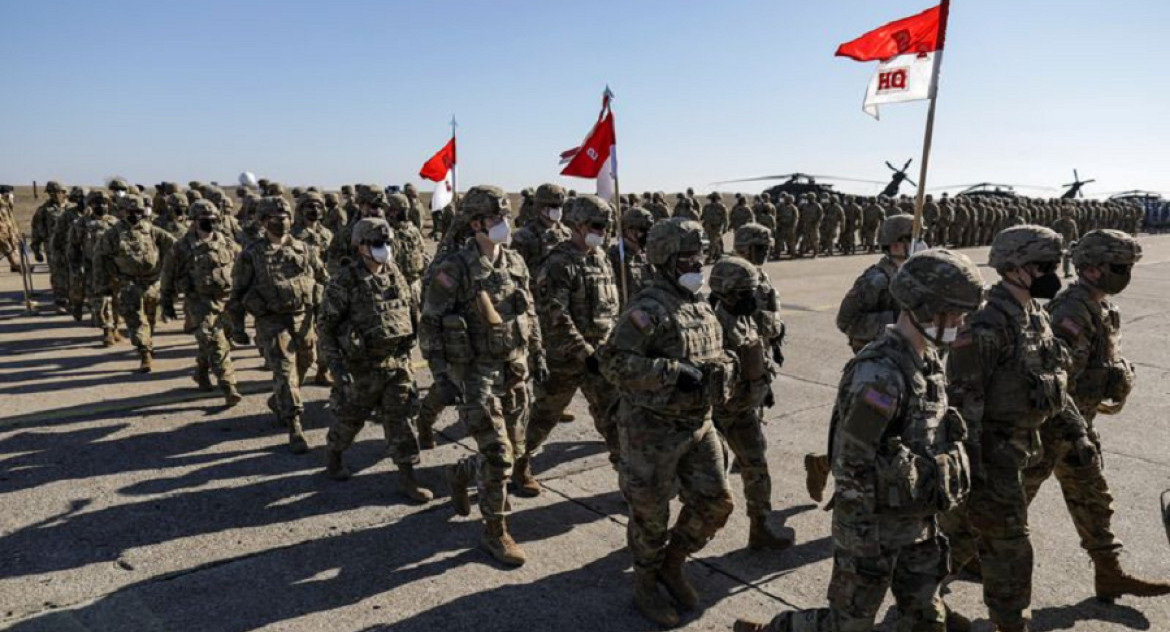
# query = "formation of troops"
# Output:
<box><xmin>2</xmin><ymin>177</ymin><xmax>1168</xmax><ymax>631</ymax></box>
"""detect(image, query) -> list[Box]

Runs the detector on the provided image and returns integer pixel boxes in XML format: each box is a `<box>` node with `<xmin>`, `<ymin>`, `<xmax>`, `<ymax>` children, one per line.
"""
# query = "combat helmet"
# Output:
<box><xmin>256</xmin><ymin>196</ymin><xmax>293</xmax><ymax>220</ymax></box>
<box><xmin>45</xmin><ymin>181</ymin><xmax>67</xmax><ymax>195</ymax></box>
<box><xmin>189</xmin><ymin>199</ymin><xmax>220</xmax><ymax>221</ymax></box>
<box><xmin>890</xmin><ymin>249</ymin><xmax>985</xmax><ymax>323</ymax></box>
<box><xmin>709</xmin><ymin>256</ymin><xmax>759</xmax><ymax>297</ymax></box>
<box><xmin>68</xmin><ymin>186</ymin><xmax>88</xmax><ymax>203</ymax></box>
<box><xmin>734</xmin><ymin>222</ymin><xmax>774</xmax><ymax>251</ymax></box>
<box><xmin>350</xmin><ymin>217</ymin><xmax>392</xmax><ymax>247</ymax></box>
<box><xmin>461</xmin><ymin>185</ymin><xmax>511</xmax><ymax>220</ymax></box>
<box><xmin>385</xmin><ymin>192</ymin><xmax>410</xmax><ymax>216</ymax></box>
<box><xmin>621</xmin><ymin>206</ymin><xmax>654</xmax><ymax>232</ymax></box>
<box><xmin>1073</xmin><ymin>229</ymin><xmax>1142</xmax><ymax>268</ymax></box>
<box><xmin>566</xmin><ymin>194</ymin><xmax>613</xmax><ymax>228</ymax></box>
<box><xmin>988</xmin><ymin>225</ymin><xmax>1062</xmax><ymax>271</ymax></box>
<box><xmin>535</xmin><ymin>183</ymin><xmax>566</xmax><ymax>208</ymax></box>
<box><xmin>86</xmin><ymin>189</ymin><xmax>110</xmax><ymax>205</ymax></box>
<box><xmin>878</xmin><ymin>214</ymin><xmax>915</xmax><ymax>247</ymax></box>
<box><xmin>646</xmin><ymin>218</ymin><xmax>704</xmax><ymax>266</ymax></box>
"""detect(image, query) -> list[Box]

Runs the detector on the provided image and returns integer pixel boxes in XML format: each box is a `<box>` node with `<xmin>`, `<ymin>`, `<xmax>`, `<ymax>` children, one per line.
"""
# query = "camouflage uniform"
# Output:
<box><xmin>1021</xmin><ymin>231</ymin><xmax>1170</xmax><ymax>600</ymax></box>
<box><xmin>161</xmin><ymin>200</ymin><xmax>242</xmax><ymax>405</ymax></box>
<box><xmin>700</xmin><ymin>193</ymin><xmax>729</xmax><ymax>262</ymax></box>
<box><xmin>422</xmin><ymin>186</ymin><xmax>545</xmax><ymax>567</ymax></box>
<box><xmin>386</xmin><ymin>193</ymin><xmax>429</xmax><ymax>298</ymax></box>
<box><xmin>729</xmin><ymin>195</ymin><xmax>755</xmax><ymax>231</ymax></box>
<box><xmin>941</xmin><ymin>226</ymin><xmax>1090</xmax><ymax>631</ymax></box>
<box><xmin>673</xmin><ymin>194</ymin><xmax>699</xmax><ymax>221</ymax></box>
<box><xmin>709</xmin><ymin>256</ymin><xmax>792</xmax><ymax>550</ymax></box>
<box><xmin>776</xmin><ymin>195</ymin><xmax>799</xmax><ymax>257</ymax></box>
<box><xmin>796</xmin><ymin>194</ymin><xmax>823</xmax><ymax>257</ymax></box>
<box><xmin>609</xmin><ymin>206</ymin><xmax>654</xmax><ymax>305</ymax></box>
<box><xmin>839</xmin><ymin>196</ymin><xmax>862</xmax><ymax>256</ymax></box>
<box><xmin>511</xmin><ymin>184</ymin><xmax>571</xmax><ymax>272</ymax></box>
<box><xmin>861</xmin><ymin>198</ymin><xmax>885</xmax><ymax>253</ymax></box>
<box><xmin>293</xmin><ymin>193</ymin><xmax>336</xmax><ymax>385</ymax></box>
<box><xmin>1053</xmin><ymin>209</ymin><xmax>1079</xmax><ymax>279</ymax></box>
<box><xmin>598</xmin><ymin>218</ymin><xmax>736</xmax><ymax>627</ymax></box>
<box><xmin>819</xmin><ymin>196</ymin><xmax>844</xmax><ymax>256</ymax></box>
<box><xmin>646</xmin><ymin>192</ymin><xmax>671</xmax><ymax>222</ymax></box>
<box><xmin>32</xmin><ymin>182</ymin><xmax>70</xmax><ymax>307</ymax></box>
<box><xmin>0</xmin><ymin>186</ymin><xmax>18</xmax><ymax>270</ymax></box>
<box><xmin>516</xmin><ymin>196</ymin><xmax>622</xmax><ymax>496</ymax></box>
<box><xmin>232</xmin><ymin>196</ymin><xmax>328</xmax><ymax>453</ymax></box>
<box><xmin>94</xmin><ymin>195</ymin><xmax>176</xmax><ymax>370</ymax></box>
<box><xmin>62</xmin><ymin>189</ymin><xmax>92</xmax><ymax>319</ymax></box>
<box><xmin>737</xmin><ymin>249</ymin><xmax>983</xmax><ymax>632</ymax></box>
<box><xmin>320</xmin><ymin>218</ymin><xmax>432</xmax><ymax>502</ymax></box>
<box><xmin>835</xmin><ymin>215</ymin><xmax>912</xmax><ymax>353</ymax></box>
<box><xmin>75</xmin><ymin>193</ymin><xmax>121</xmax><ymax>344</ymax></box>
<box><xmin>403</xmin><ymin>183</ymin><xmax>425</xmax><ymax>231</ymax></box>
<box><xmin>154</xmin><ymin>193</ymin><xmax>191</xmax><ymax>240</ymax></box>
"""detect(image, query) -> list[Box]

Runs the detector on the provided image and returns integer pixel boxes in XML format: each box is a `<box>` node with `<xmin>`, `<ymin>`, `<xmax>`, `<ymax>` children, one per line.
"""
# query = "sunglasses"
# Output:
<box><xmin>1035</xmin><ymin>261</ymin><xmax>1058</xmax><ymax>275</ymax></box>
<box><xmin>368</xmin><ymin>240</ymin><xmax>389</xmax><ymax>249</ymax></box>
<box><xmin>588</xmin><ymin>220</ymin><xmax>609</xmax><ymax>231</ymax></box>
<box><xmin>1109</xmin><ymin>263</ymin><xmax>1133</xmax><ymax>274</ymax></box>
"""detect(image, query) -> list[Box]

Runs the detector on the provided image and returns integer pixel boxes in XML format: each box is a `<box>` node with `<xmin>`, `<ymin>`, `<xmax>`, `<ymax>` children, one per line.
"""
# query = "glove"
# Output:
<box><xmin>330</xmin><ymin>362</ymin><xmax>352</xmax><ymax>388</ymax></box>
<box><xmin>437</xmin><ymin>374</ymin><xmax>464</xmax><ymax>404</ymax></box>
<box><xmin>231</xmin><ymin>330</ymin><xmax>252</xmax><ymax>346</ymax></box>
<box><xmin>585</xmin><ymin>354</ymin><xmax>601</xmax><ymax>375</ymax></box>
<box><xmin>34</xmin><ymin>251</ymin><xmax>44</xmax><ymax>263</ymax></box>
<box><xmin>965</xmin><ymin>441</ymin><xmax>983</xmax><ymax>480</ymax></box>
<box><xmin>676</xmin><ymin>363</ymin><xmax>704</xmax><ymax>393</ymax></box>
<box><xmin>532</xmin><ymin>355</ymin><xmax>550</xmax><ymax>386</ymax></box>
<box><xmin>1071</xmin><ymin>435</ymin><xmax>1101</xmax><ymax>469</ymax></box>
<box><xmin>162</xmin><ymin>302</ymin><xmax>177</xmax><ymax>321</ymax></box>
<box><xmin>771</xmin><ymin>340</ymin><xmax>785</xmax><ymax>367</ymax></box>
<box><xmin>764</xmin><ymin>387</ymin><xmax>775</xmax><ymax>409</ymax></box>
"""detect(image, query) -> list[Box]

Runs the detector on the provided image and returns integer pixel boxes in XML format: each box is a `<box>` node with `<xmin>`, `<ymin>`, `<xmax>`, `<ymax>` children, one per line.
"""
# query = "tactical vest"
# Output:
<box><xmin>441</xmin><ymin>248</ymin><xmax>534</xmax><ymax>365</ymax></box>
<box><xmin>243</xmin><ymin>239</ymin><xmax>317</xmax><ymax>316</ymax></box>
<box><xmin>718</xmin><ymin>311</ymin><xmax>770</xmax><ymax>414</ymax></box>
<box><xmin>113</xmin><ymin>223</ymin><xmax>161</xmax><ymax>280</ymax></box>
<box><xmin>343</xmin><ymin>266</ymin><xmax>414</xmax><ymax>361</ymax></box>
<box><xmin>559</xmin><ymin>248</ymin><xmax>619</xmax><ymax>344</ymax></box>
<box><xmin>839</xmin><ymin>334</ymin><xmax>970</xmax><ymax>517</ymax></box>
<box><xmin>627</xmin><ymin>284</ymin><xmax>730</xmax><ymax>417</ymax></box>
<box><xmin>83</xmin><ymin>216</ymin><xmax>117</xmax><ymax>263</ymax></box>
<box><xmin>188</xmin><ymin>237</ymin><xmax>235</xmax><ymax>299</ymax></box>
<box><xmin>982</xmin><ymin>292</ymin><xmax>1068</xmax><ymax>429</ymax></box>
<box><xmin>394</xmin><ymin>224</ymin><xmax>426</xmax><ymax>280</ymax></box>
<box><xmin>1049</xmin><ymin>285</ymin><xmax>1129</xmax><ymax>410</ymax></box>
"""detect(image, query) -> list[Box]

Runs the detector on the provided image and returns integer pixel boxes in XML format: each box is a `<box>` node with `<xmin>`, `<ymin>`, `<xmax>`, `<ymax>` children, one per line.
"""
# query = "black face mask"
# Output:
<box><xmin>267</xmin><ymin>217</ymin><xmax>290</xmax><ymax>236</ymax></box>
<box><xmin>305</xmin><ymin>209</ymin><xmax>321</xmax><ymax>222</ymax></box>
<box><xmin>93</xmin><ymin>205</ymin><xmax>107</xmax><ymax>217</ymax></box>
<box><xmin>125</xmin><ymin>212</ymin><xmax>142</xmax><ymax>224</ymax></box>
<box><xmin>729</xmin><ymin>295</ymin><xmax>759</xmax><ymax>316</ymax></box>
<box><xmin>748</xmin><ymin>246</ymin><xmax>768</xmax><ymax>266</ymax></box>
<box><xmin>197</xmin><ymin>218</ymin><xmax>216</xmax><ymax>233</ymax></box>
<box><xmin>1029</xmin><ymin>271</ymin><xmax>1062</xmax><ymax>299</ymax></box>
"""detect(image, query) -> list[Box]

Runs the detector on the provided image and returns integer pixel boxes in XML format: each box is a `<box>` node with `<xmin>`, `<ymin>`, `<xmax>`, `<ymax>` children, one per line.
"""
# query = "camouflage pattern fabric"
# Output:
<box><xmin>94</xmin><ymin>219</ymin><xmax>176</xmax><ymax>352</ymax></box>
<box><xmin>835</xmin><ymin>256</ymin><xmax>899</xmax><ymax>353</ymax></box>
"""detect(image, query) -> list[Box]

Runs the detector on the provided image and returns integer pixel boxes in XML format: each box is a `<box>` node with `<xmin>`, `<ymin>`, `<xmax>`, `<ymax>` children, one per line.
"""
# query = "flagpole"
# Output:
<box><xmin>911</xmin><ymin>0</ymin><xmax>950</xmax><ymax>248</ymax></box>
<box><xmin>450</xmin><ymin>116</ymin><xmax>459</xmax><ymax>212</ymax></box>
<box><xmin>606</xmin><ymin>87</ymin><xmax>629</xmax><ymax>304</ymax></box>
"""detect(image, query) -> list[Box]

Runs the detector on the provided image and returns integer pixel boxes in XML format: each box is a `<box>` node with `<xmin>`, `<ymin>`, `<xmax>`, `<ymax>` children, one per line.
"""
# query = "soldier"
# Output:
<box><xmin>515</xmin><ymin>195</ymin><xmax>621</xmax><ymax>497</ymax></box>
<box><xmin>819</xmin><ymin>195</ymin><xmax>844</xmax><ymax>256</ymax></box>
<box><xmin>776</xmin><ymin>194</ymin><xmax>799</xmax><ymax>258</ymax></box>
<box><xmin>422</xmin><ymin>185</ymin><xmax>547</xmax><ymax>567</ymax></box>
<box><xmin>329</xmin><ymin>188</ymin><xmax>385</xmax><ymax>271</ymax></box>
<box><xmin>673</xmin><ymin>192</ymin><xmax>699</xmax><ymax>221</ymax></box>
<box><xmin>61</xmin><ymin>187</ymin><xmax>90</xmax><ymax>320</ymax></box>
<box><xmin>403</xmin><ymin>182</ymin><xmax>425</xmax><ymax>231</ymax></box>
<box><xmin>31</xmin><ymin>181</ymin><xmax>69</xmax><ymax>309</ymax></box>
<box><xmin>951</xmin><ymin>197</ymin><xmax>971</xmax><ymax>248</ymax></box>
<box><xmin>160</xmin><ymin>200</ymin><xmax>243</xmax><ymax>406</ymax></box>
<box><xmin>386</xmin><ymin>193</ymin><xmax>429</xmax><ymax>298</ymax></box>
<box><xmin>516</xmin><ymin>187</ymin><xmax>536</xmax><ymax>227</ymax></box>
<box><xmin>701</xmin><ymin>192</ymin><xmax>730</xmax><ymax>263</ymax></box>
<box><xmin>319</xmin><ymin>217</ymin><xmax>432</xmax><ymax>502</ymax></box>
<box><xmin>598</xmin><ymin>218</ymin><xmax>737</xmax><ymax>627</ymax></box>
<box><xmin>941</xmin><ymin>225</ymin><xmax>1094</xmax><ymax>632</ymax></box>
<box><xmin>511</xmin><ymin>183</ymin><xmax>570</xmax><ymax>272</ymax></box>
<box><xmin>231</xmin><ymin>196</ymin><xmax>328</xmax><ymax>453</ymax></box>
<box><xmin>839</xmin><ymin>194</ymin><xmax>861</xmax><ymax>256</ymax></box>
<box><xmin>796</xmin><ymin>193</ymin><xmax>823</xmax><ymax>258</ymax></box>
<box><xmin>1053</xmin><ymin>206</ymin><xmax>1079</xmax><ymax>279</ymax></box>
<box><xmin>709</xmin><ymin>256</ymin><xmax>792</xmax><ymax>551</ymax></box>
<box><xmin>647</xmin><ymin>191</ymin><xmax>671</xmax><ymax>222</ymax></box>
<box><xmin>805</xmin><ymin>214</ymin><xmax>914</xmax><ymax>503</ymax></box>
<box><xmin>323</xmin><ymin>192</ymin><xmax>347</xmax><ymax>234</ymax></box>
<box><xmin>155</xmin><ymin>193</ymin><xmax>191</xmax><ymax>240</ymax></box>
<box><xmin>860</xmin><ymin>196</ymin><xmax>884</xmax><ymax>254</ymax></box>
<box><xmin>609</xmin><ymin>206</ymin><xmax>654</xmax><ymax>306</ymax></box>
<box><xmin>735</xmin><ymin>249</ymin><xmax>983</xmax><ymax>632</ymax></box>
<box><xmin>1022</xmin><ymin>230</ymin><xmax>1170</xmax><ymax>600</ymax></box>
<box><xmin>0</xmin><ymin>185</ymin><xmax>19</xmax><ymax>272</ymax></box>
<box><xmin>732</xmin><ymin>224</ymin><xmax>786</xmax><ymax>369</ymax></box>
<box><xmin>729</xmin><ymin>194</ymin><xmax>755</xmax><ymax>231</ymax></box>
<box><xmin>94</xmin><ymin>195</ymin><xmax>176</xmax><ymax>372</ymax></box>
<box><xmin>292</xmin><ymin>192</ymin><xmax>335</xmax><ymax>386</ymax></box>
<box><xmin>74</xmin><ymin>191</ymin><xmax>121</xmax><ymax>345</ymax></box>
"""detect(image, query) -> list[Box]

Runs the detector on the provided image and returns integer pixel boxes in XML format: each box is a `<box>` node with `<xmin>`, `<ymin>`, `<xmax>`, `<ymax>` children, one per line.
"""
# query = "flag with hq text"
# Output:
<box><xmin>419</xmin><ymin>136</ymin><xmax>456</xmax><ymax>211</ymax></box>
<box><xmin>836</xmin><ymin>2</ymin><xmax>950</xmax><ymax>119</ymax></box>
<box><xmin>560</xmin><ymin>87</ymin><xmax>617</xmax><ymax>201</ymax></box>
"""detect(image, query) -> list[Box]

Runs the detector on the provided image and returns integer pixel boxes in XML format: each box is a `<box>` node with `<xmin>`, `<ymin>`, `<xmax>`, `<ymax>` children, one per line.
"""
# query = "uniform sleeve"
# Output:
<box><xmin>317</xmin><ymin>272</ymin><xmax>350</xmax><ymax>366</ymax></box>
<box><xmin>93</xmin><ymin>232</ymin><xmax>113</xmax><ymax>295</ymax></box>
<box><xmin>518</xmin><ymin>261</ymin><xmax>544</xmax><ymax>359</ymax></box>
<box><xmin>1048</xmin><ymin>298</ymin><xmax>1095</xmax><ymax>381</ymax></box>
<box><xmin>598</xmin><ymin>301</ymin><xmax>680</xmax><ymax>391</ymax></box>
<box><xmin>832</xmin><ymin>359</ymin><xmax>903</xmax><ymax>526</ymax></box>
<box><xmin>230</xmin><ymin>249</ymin><xmax>255</xmax><ymax>306</ymax></box>
<box><xmin>30</xmin><ymin>208</ymin><xmax>46</xmax><ymax>253</ymax></box>
<box><xmin>537</xmin><ymin>256</ymin><xmax>590</xmax><ymax>360</ymax></box>
<box><xmin>511</xmin><ymin>229</ymin><xmax>537</xmax><ymax>268</ymax></box>
<box><xmin>160</xmin><ymin>242</ymin><xmax>184</xmax><ymax>304</ymax></box>
<box><xmin>67</xmin><ymin>223</ymin><xmax>85</xmax><ymax>272</ymax></box>
<box><xmin>835</xmin><ymin>268</ymin><xmax>896</xmax><ymax>341</ymax></box>
<box><xmin>945</xmin><ymin>323</ymin><xmax>1002</xmax><ymax>443</ymax></box>
<box><xmin>418</xmin><ymin>258</ymin><xmax>464</xmax><ymax>370</ymax></box>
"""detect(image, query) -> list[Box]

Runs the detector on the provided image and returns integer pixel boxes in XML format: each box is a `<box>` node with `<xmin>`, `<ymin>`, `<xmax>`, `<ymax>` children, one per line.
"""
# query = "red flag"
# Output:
<box><xmin>419</xmin><ymin>137</ymin><xmax>456</xmax><ymax>182</ymax></box>
<box><xmin>560</xmin><ymin>95</ymin><xmax>616</xmax><ymax>179</ymax></box>
<box><xmin>835</xmin><ymin>4</ymin><xmax>946</xmax><ymax>62</ymax></box>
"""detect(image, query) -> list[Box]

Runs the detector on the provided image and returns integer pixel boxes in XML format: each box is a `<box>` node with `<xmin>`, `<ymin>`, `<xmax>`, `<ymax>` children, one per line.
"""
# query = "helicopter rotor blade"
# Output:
<box><xmin>885</xmin><ymin>161</ymin><xmax>897</xmax><ymax>172</ymax></box>
<box><xmin>905</xmin><ymin>178</ymin><xmax>918</xmax><ymax>188</ymax></box>
<box><xmin>710</xmin><ymin>174</ymin><xmax>797</xmax><ymax>185</ymax></box>
<box><xmin>806</xmin><ymin>175</ymin><xmax>889</xmax><ymax>184</ymax></box>
<box><xmin>903</xmin><ymin>158</ymin><xmax>913</xmax><ymax>171</ymax></box>
<box><xmin>1074</xmin><ymin>169</ymin><xmax>1080</xmax><ymax>183</ymax></box>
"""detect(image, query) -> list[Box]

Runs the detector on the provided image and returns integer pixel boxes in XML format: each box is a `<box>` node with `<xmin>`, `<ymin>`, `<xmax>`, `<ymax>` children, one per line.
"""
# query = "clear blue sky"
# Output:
<box><xmin>2</xmin><ymin>0</ymin><xmax>1166</xmax><ymax>198</ymax></box>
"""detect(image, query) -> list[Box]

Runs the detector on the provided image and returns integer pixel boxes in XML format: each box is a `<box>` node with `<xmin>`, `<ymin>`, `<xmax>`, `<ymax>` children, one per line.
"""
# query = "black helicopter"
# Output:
<box><xmin>712</xmin><ymin>159</ymin><xmax>918</xmax><ymax>199</ymax></box>
<box><xmin>1061</xmin><ymin>169</ymin><xmax>1095</xmax><ymax>199</ymax></box>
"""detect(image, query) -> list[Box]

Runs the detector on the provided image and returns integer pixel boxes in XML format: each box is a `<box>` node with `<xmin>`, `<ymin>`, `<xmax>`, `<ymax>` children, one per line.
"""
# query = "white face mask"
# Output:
<box><xmin>114</xmin><ymin>190</ymin><xmax>126</xmax><ymax>199</ymax></box>
<box><xmin>923</xmin><ymin>326</ymin><xmax>959</xmax><ymax>344</ymax></box>
<box><xmin>584</xmin><ymin>231</ymin><xmax>605</xmax><ymax>250</ymax></box>
<box><xmin>370</xmin><ymin>244</ymin><xmax>392</xmax><ymax>264</ymax></box>
<box><xmin>488</xmin><ymin>218</ymin><xmax>511</xmax><ymax>244</ymax></box>
<box><xmin>678</xmin><ymin>272</ymin><xmax>704</xmax><ymax>294</ymax></box>
<box><xmin>545</xmin><ymin>207</ymin><xmax>563</xmax><ymax>222</ymax></box>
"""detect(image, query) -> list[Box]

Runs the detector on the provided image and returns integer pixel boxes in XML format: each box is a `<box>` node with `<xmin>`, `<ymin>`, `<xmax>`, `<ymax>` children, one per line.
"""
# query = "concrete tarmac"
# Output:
<box><xmin>2</xmin><ymin>238</ymin><xmax>1169</xmax><ymax>631</ymax></box>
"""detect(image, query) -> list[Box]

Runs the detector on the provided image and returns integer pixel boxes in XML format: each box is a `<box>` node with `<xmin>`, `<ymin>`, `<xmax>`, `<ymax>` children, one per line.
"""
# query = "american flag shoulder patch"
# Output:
<box><xmin>630</xmin><ymin>310</ymin><xmax>652</xmax><ymax>332</ymax></box>
<box><xmin>436</xmin><ymin>270</ymin><xmax>455</xmax><ymax>290</ymax></box>
<box><xmin>1060</xmin><ymin>317</ymin><xmax>1082</xmax><ymax>336</ymax></box>
<box><xmin>862</xmin><ymin>386</ymin><xmax>895</xmax><ymax>416</ymax></box>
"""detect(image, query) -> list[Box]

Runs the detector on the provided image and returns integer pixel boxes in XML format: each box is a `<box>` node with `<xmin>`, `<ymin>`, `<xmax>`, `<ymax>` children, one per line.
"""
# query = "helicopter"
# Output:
<box><xmin>1061</xmin><ymin>169</ymin><xmax>1095</xmax><ymax>199</ymax></box>
<box><xmin>712</xmin><ymin>159</ymin><xmax>918</xmax><ymax>199</ymax></box>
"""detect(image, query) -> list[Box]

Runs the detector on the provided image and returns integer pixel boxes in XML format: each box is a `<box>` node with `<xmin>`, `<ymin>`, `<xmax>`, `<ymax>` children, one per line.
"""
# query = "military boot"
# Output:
<box><xmin>397</xmin><ymin>464</ymin><xmax>434</xmax><ymax>503</ymax></box>
<box><xmin>445</xmin><ymin>464</ymin><xmax>471</xmax><ymax>516</ymax></box>
<box><xmin>512</xmin><ymin>455</ymin><xmax>541</xmax><ymax>497</ymax></box>
<box><xmin>113</xmin><ymin>329</ymin><xmax>124</xmax><ymax>343</ymax></box>
<box><xmin>748</xmin><ymin>515</ymin><xmax>794</xmax><ymax>551</ymax></box>
<box><xmin>634</xmin><ymin>569</ymin><xmax>679</xmax><ymax>628</ymax></box>
<box><xmin>417</xmin><ymin>424</ymin><xmax>436</xmax><ymax>450</ymax></box>
<box><xmin>325</xmin><ymin>449</ymin><xmax>350</xmax><ymax>481</ymax></box>
<box><xmin>310</xmin><ymin>365</ymin><xmax>332</xmax><ymax>386</ymax></box>
<box><xmin>222</xmin><ymin>382</ymin><xmax>243</xmax><ymax>407</ymax></box>
<box><xmin>732</xmin><ymin>618</ymin><xmax>770</xmax><ymax>632</ymax></box>
<box><xmin>288</xmin><ymin>415</ymin><xmax>309</xmax><ymax>454</ymax></box>
<box><xmin>559</xmin><ymin>412</ymin><xmax>575</xmax><ymax>424</ymax></box>
<box><xmin>945</xmin><ymin>605</ymin><xmax>973</xmax><ymax>632</ymax></box>
<box><xmin>193</xmin><ymin>362</ymin><xmax>213</xmax><ymax>391</ymax></box>
<box><xmin>138</xmin><ymin>350</ymin><xmax>153</xmax><ymax>374</ymax></box>
<box><xmin>803</xmin><ymin>453</ymin><xmax>830</xmax><ymax>503</ymax></box>
<box><xmin>71</xmin><ymin>303</ymin><xmax>84</xmax><ymax>322</ymax></box>
<box><xmin>659</xmin><ymin>540</ymin><xmax>698</xmax><ymax>611</ymax></box>
<box><xmin>101</xmin><ymin>329</ymin><xmax>116</xmax><ymax>347</ymax></box>
<box><xmin>481</xmin><ymin>518</ymin><xmax>526</xmax><ymax>567</ymax></box>
<box><xmin>1093</xmin><ymin>552</ymin><xmax>1170</xmax><ymax>601</ymax></box>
